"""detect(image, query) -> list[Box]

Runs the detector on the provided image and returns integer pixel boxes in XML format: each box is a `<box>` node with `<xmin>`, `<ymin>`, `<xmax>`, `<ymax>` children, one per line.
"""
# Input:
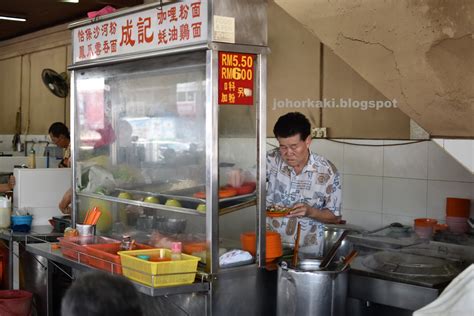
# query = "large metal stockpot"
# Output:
<box><xmin>277</xmin><ymin>260</ymin><xmax>349</xmax><ymax>316</ymax></box>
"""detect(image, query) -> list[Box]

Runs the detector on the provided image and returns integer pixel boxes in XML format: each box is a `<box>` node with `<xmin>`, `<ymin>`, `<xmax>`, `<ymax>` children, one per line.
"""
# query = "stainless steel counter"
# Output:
<box><xmin>346</xmin><ymin>231</ymin><xmax>473</xmax><ymax>314</ymax></box>
<box><xmin>0</xmin><ymin>225</ymin><xmax>63</xmax><ymax>289</ymax></box>
<box><xmin>26</xmin><ymin>243</ymin><xmax>210</xmax><ymax>297</ymax></box>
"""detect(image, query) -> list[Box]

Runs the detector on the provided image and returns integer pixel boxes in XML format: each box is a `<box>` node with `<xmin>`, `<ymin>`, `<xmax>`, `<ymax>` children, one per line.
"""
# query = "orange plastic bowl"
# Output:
<box><xmin>414</xmin><ymin>218</ymin><xmax>438</xmax><ymax>227</ymax></box>
<box><xmin>240</xmin><ymin>231</ymin><xmax>282</xmax><ymax>260</ymax></box>
<box><xmin>240</xmin><ymin>232</ymin><xmax>257</xmax><ymax>256</ymax></box>
<box><xmin>183</xmin><ymin>242</ymin><xmax>207</xmax><ymax>254</ymax></box>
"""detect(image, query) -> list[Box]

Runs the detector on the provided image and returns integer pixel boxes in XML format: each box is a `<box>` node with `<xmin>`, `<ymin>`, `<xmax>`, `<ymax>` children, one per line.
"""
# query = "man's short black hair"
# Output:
<box><xmin>273</xmin><ymin>112</ymin><xmax>311</xmax><ymax>140</ymax></box>
<box><xmin>48</xmin><ymin>122</ymin><xmax>70</xmax><ymax>139</ymax></box>
<box><xmin>61</xmin><ymin>272</ymin><xmax>143</xmax><ymax>316</ymax></box>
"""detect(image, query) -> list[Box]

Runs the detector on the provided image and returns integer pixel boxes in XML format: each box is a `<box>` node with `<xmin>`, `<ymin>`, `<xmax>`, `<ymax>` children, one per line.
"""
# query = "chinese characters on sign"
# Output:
<box><xmin>218</xmin><ymin>52</ymin><xmax>255</xmax><ymax>105</ymax></box>
<box><xmin>73</xmin><ymin>0</ymin><xmax>207</xmax><ymax>63</ymax></box>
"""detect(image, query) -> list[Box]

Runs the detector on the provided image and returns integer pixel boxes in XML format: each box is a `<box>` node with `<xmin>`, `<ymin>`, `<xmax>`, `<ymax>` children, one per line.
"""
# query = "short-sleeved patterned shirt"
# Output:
<box><xmin>266</xmin><ymin>148</ymin><xmax>342</xmax><ymax>256</ymax></box>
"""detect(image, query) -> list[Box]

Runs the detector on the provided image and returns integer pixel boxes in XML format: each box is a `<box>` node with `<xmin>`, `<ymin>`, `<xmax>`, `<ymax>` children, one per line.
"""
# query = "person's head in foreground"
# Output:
<box><xmin>61</xmin><ymin>271</ymin><xmax>143</xmax><ymax>316</ymax></box>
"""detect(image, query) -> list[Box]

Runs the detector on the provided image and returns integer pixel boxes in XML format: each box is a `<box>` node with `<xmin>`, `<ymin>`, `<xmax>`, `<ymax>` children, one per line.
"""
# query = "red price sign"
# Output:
<box><xmin>218</xmin><ymin>52</ymin><xmax>255</xmax><ymax>105</ymax></box>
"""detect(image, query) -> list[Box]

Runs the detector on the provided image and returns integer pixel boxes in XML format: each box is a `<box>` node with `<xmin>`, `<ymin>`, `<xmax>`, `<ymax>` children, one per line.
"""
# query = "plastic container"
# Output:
<box><xmin>240</xmin><ymin>231</ymin><xmax>282</xmax><ymax>262</ymax></box>
<box><xmin>83</xmin><ymin>242</ymin><xmax>152</xmax><ymax>274</ymax></box>
<box><xmin>58</xmin><ymin>236</ymin><xmax>119</xmax><ymax>264</ymax></box>
<box><xmin>27</xmin><ymin>148</ymin><xmax>36</xmax><ymax>169</ymax></box>
<box><xmin>0</xmin><ymin>290</ymin><xmax>33</xmax><ymax>316</ymax></box>
<box><xmin>446</xmin><ymin>216</ymin><xmax>469</xmax><ymax>234</ymax></box>
<box><xmin>11</xmin><ymin>215</ymin><xmax>33</xmax><ymax>233</ymax></box>
<box><xmin>0</xmin><ymin>197</ymin><xmax>11</xmax><ymax>229</ymax></box>
<box><xmin>171</xmin><ymin>242</ymin><xmax>182</xmax><ymax>260</ymax></box>
<box><xmin>433</xmin><ymin>223</ymin><xmax>449</xmax><ymax>233</ymax></box>
<box><xmin>183</xmin><ymin>242</ymin><xmax>207</xmax><ymax>262</ymax></box>
<box><xmin>446</xmin><ymin>197</ymin><xmax>470</xmax><ymax>218</ymax></box>
<box><xmin>118</xmin><ymin>248</ymin><xmax>200</xmax><ymax>287</ymax></box>
<box><xmin>120</xmin><ymin>235</ymin><xmax>132</xmax><ymax>251</ymax></box>
<box><xmin>414</xmin><ymin>218</ymin><xmax>438</xmax><ymax>239</ymax></box>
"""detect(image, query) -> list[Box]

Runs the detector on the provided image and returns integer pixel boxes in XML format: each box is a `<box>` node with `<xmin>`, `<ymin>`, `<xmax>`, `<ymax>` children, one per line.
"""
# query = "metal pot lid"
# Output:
<box><xmin>362</xmin><ymin>251</ymin><xmax>457</xmax><ymax>277</ymax></box>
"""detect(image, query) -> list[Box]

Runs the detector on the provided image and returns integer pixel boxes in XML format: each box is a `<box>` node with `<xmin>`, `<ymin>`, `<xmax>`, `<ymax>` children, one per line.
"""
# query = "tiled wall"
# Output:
<box><xmin>433</xmin><ymin>139</ymin><xmax>473</xmax><ymax>173</ymax></box>
<box><xmin>310</xmin><ymin>139</ymin><xmax>474</xmax><ymax>230</ymax></box>
<box><xmin>241</xmin><ymin>138</ymin><xmax>474</xmax><ymax>231</ymax></box>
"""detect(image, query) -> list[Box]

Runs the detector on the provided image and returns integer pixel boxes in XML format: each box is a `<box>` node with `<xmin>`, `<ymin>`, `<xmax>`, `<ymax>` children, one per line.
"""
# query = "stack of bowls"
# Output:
<box><xmin>446</xmin><ymin>197</ymin><xmax>470</xmax><ymax>234</ymax></box>
<box><xmin>240</xmin><ymin>231</ymin><xmax>283</xmax><ymax>262</ymax></box>
<box><xmin>414</xmin><ymin>218</ymin><xmax>438</xmax><ymax>239</ymax></box>
<box><xmin>266</xmin><ymin>231</ymin><xmax>283</xmax><ymax>262</ymax></box>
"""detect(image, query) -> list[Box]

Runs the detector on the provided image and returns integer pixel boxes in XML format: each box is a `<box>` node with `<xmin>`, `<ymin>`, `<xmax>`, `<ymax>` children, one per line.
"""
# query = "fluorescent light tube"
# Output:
<box><xmin>0</xmin><ymin>15</ymin><xmax>26</xmax><ymax>22</ymax></box>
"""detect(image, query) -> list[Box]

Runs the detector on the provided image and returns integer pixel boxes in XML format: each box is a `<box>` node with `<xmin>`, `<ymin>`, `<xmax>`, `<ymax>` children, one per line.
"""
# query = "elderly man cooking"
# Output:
<box><xmin>266</xmin><ymin>112</ymin><xmax>342</xmax><ymax>256</ymax></box>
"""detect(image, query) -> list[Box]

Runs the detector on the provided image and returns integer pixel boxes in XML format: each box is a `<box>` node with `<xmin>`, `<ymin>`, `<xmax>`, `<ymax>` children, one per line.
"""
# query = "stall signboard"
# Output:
<box><xmin>218</xmin><ymin>52</ymin><xmax>255</xmax><ymax>106</ymax></box>
<box><xmin>72</xmin><ymin>0</ymin><xmax>208</xmax><ymax>63</ymax></box>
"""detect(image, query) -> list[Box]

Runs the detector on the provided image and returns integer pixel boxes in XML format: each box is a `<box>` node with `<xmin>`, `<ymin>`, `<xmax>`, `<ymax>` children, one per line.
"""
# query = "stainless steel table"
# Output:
<box><xmin>0</xmin><ymin>225</ymin><xmax>63</xmax><ymax>289</ymax></box>
<box><xmin>26</xmin><ymin>243</ymin><xmax>210</xmax><ymax>316</ymax></box>
<box><xmin>26</xmin><ymin>243</ymin><xmax>210</xmax><ymax>297</ymax></box>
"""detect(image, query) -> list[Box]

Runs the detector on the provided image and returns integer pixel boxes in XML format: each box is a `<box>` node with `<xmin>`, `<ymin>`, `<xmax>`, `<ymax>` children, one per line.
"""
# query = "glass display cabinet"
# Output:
<box><xmin>68</xmin><ymin>1</ymin><xmax>269</xmax><ymax>314</ymax></box>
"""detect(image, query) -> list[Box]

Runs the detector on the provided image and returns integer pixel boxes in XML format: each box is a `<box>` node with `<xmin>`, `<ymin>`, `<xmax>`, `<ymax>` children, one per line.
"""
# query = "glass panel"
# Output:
<box><xmin>218</xmin><ymin>56</ymin><xmax>258</xmax><ymax>266</ymax></box>
<box><xmin>74</xmin><ymin>51</ymin><xmax>207</xmax><ymax>243</ymax></box>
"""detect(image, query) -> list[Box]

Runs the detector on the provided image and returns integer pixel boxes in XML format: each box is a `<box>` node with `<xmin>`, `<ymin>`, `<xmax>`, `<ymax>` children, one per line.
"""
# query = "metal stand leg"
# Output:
<box><xmin>13</xmin><ymin>241</ymin><xmax>19</xmax><ymax>289</ymax></box>
<box><xmin>8</xmin><ymin>235</ymin><xmax>12</xmax><ymax>289</ymax></box>
<box><xmin>47</xmin><ymin>261</ymin><xmax>53</xmax><ymax>316</ymax></box>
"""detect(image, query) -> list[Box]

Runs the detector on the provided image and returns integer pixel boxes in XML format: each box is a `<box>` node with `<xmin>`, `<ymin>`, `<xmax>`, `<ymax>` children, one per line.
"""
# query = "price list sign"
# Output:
<box><xmin>218</xmin><ymin>52</ymin><xmax>255</xmax><ymax>106</ymax></box>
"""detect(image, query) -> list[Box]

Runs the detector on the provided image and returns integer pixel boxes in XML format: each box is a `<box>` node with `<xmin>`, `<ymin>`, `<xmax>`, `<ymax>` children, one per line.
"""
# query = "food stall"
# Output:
<box><xmin>26</xmin><ymin>0</ymin><xmax>270</xmax><ymax>315</ymax></box>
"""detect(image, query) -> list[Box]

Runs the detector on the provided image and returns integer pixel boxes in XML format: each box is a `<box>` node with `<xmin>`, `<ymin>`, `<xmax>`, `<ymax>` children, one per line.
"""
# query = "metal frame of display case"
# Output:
<box><xmin>54</xmin><ymin>1</ymin><xmax>271</xmax><ymax>315</ymax></box>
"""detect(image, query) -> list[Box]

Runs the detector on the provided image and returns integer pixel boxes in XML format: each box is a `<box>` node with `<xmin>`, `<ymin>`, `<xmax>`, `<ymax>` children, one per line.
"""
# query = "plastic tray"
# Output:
<box><xmin>58</xmin><ymin>236</ymin><xmax>119</xmax><ymax>264</ymax></box>
<box><xmin>118</xmin><ymin>249</ymin><xmax>200</xmax><ymax>287</ymax></box>
<box><xmin>83</xmin><ymin>243</ymin><xmax>152</xmax><ymax>274</ymax></box>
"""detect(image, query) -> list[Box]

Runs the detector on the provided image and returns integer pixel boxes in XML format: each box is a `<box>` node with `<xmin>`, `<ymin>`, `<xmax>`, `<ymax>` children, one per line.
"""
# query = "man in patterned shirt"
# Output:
<box><xmin>267</xmin><ymin>112</ymin><xmax>342</xmax><ymax>256</ymax></box>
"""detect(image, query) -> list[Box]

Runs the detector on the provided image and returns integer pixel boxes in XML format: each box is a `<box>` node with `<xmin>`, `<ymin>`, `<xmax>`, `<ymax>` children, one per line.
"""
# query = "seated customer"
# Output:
<box><xmin>61</xmin><ymin>271</ymin><xmax>143</xmax><ymax>316</ymax></box>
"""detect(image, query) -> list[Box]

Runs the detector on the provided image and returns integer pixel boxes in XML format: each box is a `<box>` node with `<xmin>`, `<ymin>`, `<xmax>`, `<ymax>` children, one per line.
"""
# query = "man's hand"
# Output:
<box><xmin>288</xmin><ymin>202</ymin><xmax>340</xmax><ymax>224</ymax></box>
<box><xmin>287</xmin><ymin>203</ymin><xmax>311</xmax><ymax>217</ymax></box>
<box><xmin>59</xmin><ymin>188</ymin><xmax>73</xmax><ymax>214</ymax></box>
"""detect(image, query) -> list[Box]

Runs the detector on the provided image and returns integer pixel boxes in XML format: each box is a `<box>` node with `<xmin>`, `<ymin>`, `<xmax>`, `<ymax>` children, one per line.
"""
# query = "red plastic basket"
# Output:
<box><xmin>83</xmin><ymin>243</ymin><xmax>152</xmax><ymax>274</ymax></box>
<box><xmin>58</xmin><ymin>236</ymin><xmax>119</xmax><ymax>265</ymax></box>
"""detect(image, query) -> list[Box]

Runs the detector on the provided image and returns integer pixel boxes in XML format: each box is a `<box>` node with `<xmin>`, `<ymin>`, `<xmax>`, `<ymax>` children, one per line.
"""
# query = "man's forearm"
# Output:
<box><xmin>307</xmin><ymin>207</ymin><xmax>340</xmax><ymax>224</ymax></box>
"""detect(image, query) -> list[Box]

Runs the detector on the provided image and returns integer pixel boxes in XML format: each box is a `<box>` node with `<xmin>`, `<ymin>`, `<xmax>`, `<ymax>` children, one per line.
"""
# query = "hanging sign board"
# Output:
<box><xmin>72</xmin><ymin>0</ymin><xmax>208</xmax><ymax>63</ymax></box>
<box><xmin>218</xmin><ymin>51</ymin><xmax>255</xmax><ymax>106</ymax></box>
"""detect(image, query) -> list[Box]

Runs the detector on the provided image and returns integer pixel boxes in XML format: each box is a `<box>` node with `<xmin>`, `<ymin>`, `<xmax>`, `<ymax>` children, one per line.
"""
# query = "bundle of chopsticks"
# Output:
<box><xmin>83</xmin><ymin>207</ymin><xmax>101</xmax><ymax>225</ymax></box>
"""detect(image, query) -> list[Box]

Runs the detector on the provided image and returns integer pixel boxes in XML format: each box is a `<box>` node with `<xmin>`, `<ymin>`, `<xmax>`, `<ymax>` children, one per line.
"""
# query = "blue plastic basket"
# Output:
<box><xmin>11</xmin><ymin>215</ymin><xmax>33</xmax><ymax>232</ymax></box>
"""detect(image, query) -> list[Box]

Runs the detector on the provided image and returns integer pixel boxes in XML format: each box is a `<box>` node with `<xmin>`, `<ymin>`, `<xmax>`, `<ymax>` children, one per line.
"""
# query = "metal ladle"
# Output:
<box><xmin>364</xmin><ymin>222</ymin><xmax>403</xmax><ymax>236</ymax></box>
